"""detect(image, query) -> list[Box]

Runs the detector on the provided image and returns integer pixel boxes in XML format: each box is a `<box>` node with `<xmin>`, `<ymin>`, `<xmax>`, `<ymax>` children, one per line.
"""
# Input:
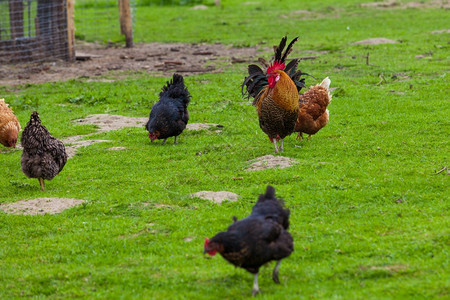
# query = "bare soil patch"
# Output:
<box><xmin>432</xmin><ymin>29</ymin><xmax>450</xmax><ymax>34</ymax></box>
<box><xmin>360</xmin><ymin>264</ymin><xmax>409</xmax><ymax>274</ymax></box>
<box><xmin>65</xmin><ymin>114</ymin><xmax>220</xmax><ymax>158</ymax></box>
<box><xmin>247</xmin><ymin>155</ymin><xmax>297</xmax><ymax>171</ymax></box>
<box><xmin>0</xmin><ymin>42</ymin><xmax>262</xmax><ymax>86</ymax></box>
<box><xmin>108</xmin><ymin>146</ymin><xmax>127</xmax><ymax>151</ymax></box>
<box><xmin>186</xmin><ymin>123</ymin><xmax>220</xmax><ymax>130</ymax></box>
<box><xmin>361</xmin><ymin>0</ymin><xmax>449</xmax><ymax>9</ymax></box>
<box><xmin>73</xmin><ymin>114</ymin><xmax>148</xmax><ymax>132</ymax></box>
<box><xmin>0</xmin><ymin>198</ymin><xmax>84</xmax><ymax>215</ymax></box>
<box><xmin>352</xmin><ymin>38</ymin><xmax>398</xmax><ymax>45</ymax></box>
<box><xmin>191</xmin><ymin>191</ymin><xmax>239</xmax><ymax>204</ymax></box>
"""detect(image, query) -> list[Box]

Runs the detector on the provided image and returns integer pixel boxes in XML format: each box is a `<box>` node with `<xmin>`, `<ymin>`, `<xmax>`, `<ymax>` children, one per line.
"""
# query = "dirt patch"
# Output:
<box><xmin>64</xmin><ymin>139</ymin><xmax>111</xmax><ymax>159</ymax></box>
<box><xmin>108</xmin><ymin>146</ymin><xmax>127</xmax><ymax>151</ymax></box>
<box><xmin>191</xmin><ymin>191</ymin><xmax>239</xmax><ymax>204</ymax></box>
<box><xmin>73</xmin><ymin>114</ymin><xmax>218</xmax><ymax>132</ymax></box>
<box><xmin>432</xmin><ymin>29</ymin><xmax>450</xmax><ymax>34</ymax></box>
<box><xmin>352</xmin><ymin>38</ymin><xmax>398</xmax><ymax>45</ymax></box>
<box><xmin>191</xmin><ymin>5</ymin><xmax>208</xmax><ymax>10</ymax></box>
<box><xmin>186</xmin><ymin>123</ymin><xmax>220</xmax><ymax>130</ymax></box>
<box><xmin>360</xmin><ymin>264</ymin><xmax>409</xmax><ymax>273</ymax></box>
<box><xmin>361</xmin><ymin>0</ymin><xmax>449</xmax><ymax>9</ymax></box>
<box><xmin>73</xmin><ymin>114</ymin><xmax>148</xmax><ymax>132</ymax></box>
<box><xmin>0</xmin><ymin>42</ymin><xmax>262</xmax><ymax>86</ymax></box>
<box><xmin>0</xmin><ymin>198</ymin><xmax>84</xmax><ymax>215</ymax></box>
<box><xmin>65</xmin><ymin>114</ymin><xmax>220</xmax><ymax>158</ymax></box>
<box><xmin>247</xmin><ymin>155</ymin><xmax>297</xmax><ymax>171</ymax></box>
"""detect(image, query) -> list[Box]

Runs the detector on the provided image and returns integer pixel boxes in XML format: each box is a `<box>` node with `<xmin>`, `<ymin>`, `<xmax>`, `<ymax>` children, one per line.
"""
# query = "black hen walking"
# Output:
<box><xmin>146</xmin><ymin>74</ymin><xmax>191</xmax><ymax>144</ymax></box>
<box><xmin>204</xmin><ymin>185</ymin><xmax>294</xmax><ymax>296</ymax></box>
<box><xmin>21</xmin><ymin>112</ymin><xmax>67</xmax><ymax>191</ymax></box>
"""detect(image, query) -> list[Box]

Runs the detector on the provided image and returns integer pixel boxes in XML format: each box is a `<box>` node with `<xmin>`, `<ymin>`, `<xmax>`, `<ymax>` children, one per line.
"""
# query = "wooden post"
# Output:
<box><xmin>118</xmin><ymin>0</ymin><xmax>133</xmax><ymax>48</ymax></box>
<box><xmin>66</xmin><ymin>0</ymin><xmax>75</xmax><ymax>61</ymax></box>
<box><xmin>9</xmin><ymin>0</ymin><xmax>24</xmax><ymax>40</ymax></box>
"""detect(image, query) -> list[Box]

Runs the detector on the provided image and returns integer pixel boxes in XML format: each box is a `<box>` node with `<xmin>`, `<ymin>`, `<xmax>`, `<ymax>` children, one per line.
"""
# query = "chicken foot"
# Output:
<box><xmin>173</xmin><ymin>136</ymin><xmax>178</xmax><ymax>144</ymax></box>
<box><xmin>272</xmin><ymin>139</ymin><xmax>278</xmax><ymax>153</ymax></box>
<box><xmin>38</xmin><ymin>177</ymin><xmax>45</xmax><ymax>191</ymax></box>
<box><xmin>272</xmin><ymin>260</ymin><xmax>282</xmax><ymax>284</ymax></box>
<box><xmin>272</xmin><ymin>139</ymin><xmax>284</xmax><ymax>153</ymax></box>
<box><xmin>252</xmin><ymin>273</ymin><xmax>260</xmax><ymax>296</ymax></box>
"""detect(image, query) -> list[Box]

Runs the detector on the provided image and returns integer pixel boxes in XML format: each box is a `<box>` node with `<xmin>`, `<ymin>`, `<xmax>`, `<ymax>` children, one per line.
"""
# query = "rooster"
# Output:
<box><xmin>204</xmin><ymin>185</ymin><xmax>293</xmax><ymax>296</ymax></box>
<box><xmin>0</xmin><ymin>98</ymin><xmax>21</xmax><ymax>148</ymax></box>
<box><xmin>295</xmin><ymin>77</ymin><xmax>332</xmax><ymax>140</ymax></box>
<box><xmin>146</xmin><ymin>73</ymin><xmax>191</xmax><ymax>144</ymax></box>
<box><xmin>242</xmin><ymin>36</ymin><xmax>308</xmax><ymax>153</ymax></box>
<box><xmin>21</xmin><ymin>112</ymin><xmax>67</xmax><ymax>191</ymax></box>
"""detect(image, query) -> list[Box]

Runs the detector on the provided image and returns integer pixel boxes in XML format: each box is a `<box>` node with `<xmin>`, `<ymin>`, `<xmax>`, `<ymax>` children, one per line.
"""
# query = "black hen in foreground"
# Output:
<box><xmin>146</xmin><ymin>74</ymin><xmax>191</xmax><ymax>144</ymax></box>
<box><xmin>204</xmin><ymin>185</ymin><xmax>294</xmax><ymax>296</ymax></box>
<box><xmin>21</xmin><ymin>112</ymin><xmax>67</xmax><ymax>191</ymax></box>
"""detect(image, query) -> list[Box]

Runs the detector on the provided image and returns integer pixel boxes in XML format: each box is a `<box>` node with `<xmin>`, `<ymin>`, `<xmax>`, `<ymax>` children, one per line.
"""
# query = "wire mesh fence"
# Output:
<box><xmin>0</xmin><ymin>0</ymin><xmax>71</xmax><ymax>63</ymax></box>
<box><xmin>0</xmin><ymin>0</ymin><xmax>210</xmax><ymax>64</ymax></box>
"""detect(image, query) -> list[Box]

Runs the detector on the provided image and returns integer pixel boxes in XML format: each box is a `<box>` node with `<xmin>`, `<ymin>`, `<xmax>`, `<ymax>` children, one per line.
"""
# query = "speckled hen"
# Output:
<box><xmin>21</xmin><ymin>112</ymin><xmax>67</xmax><ymax>191</ymax></box>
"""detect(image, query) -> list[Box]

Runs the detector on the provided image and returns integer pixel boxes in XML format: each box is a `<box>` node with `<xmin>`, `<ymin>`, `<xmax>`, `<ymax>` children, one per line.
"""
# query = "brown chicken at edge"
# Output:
<box><xmin>242</xmin><ymin>36</ymin><xmax>308</xmax><ymax>153</ymax></box>
<box><xmin>0</xmin><ymin>98</ymin><xmax>21</xmax><ymax>148</ymax></box>
<box><xmin>295</xmin><ymin>77</ymin><xmax>332</xmax><ymax>140</ymax></box>
<box><xmin>204</xmin><ymin>185</ymin><xmax>293</xmax><ymax>296</ymax></box>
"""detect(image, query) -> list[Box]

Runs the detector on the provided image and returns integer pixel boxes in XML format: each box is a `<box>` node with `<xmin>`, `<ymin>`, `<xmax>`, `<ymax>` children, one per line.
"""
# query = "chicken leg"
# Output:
<box><xmin>272</xmin><ymin>139</ymin><xmax>279</xmax><ymax>153</ymax></box>
<box><xmin>279</xmin><ymin>139</ymin><xmax>284</xmax><ymax>152</ymax></box>
<box><xmin>174</xmin><ymin>136</ymin><xmax>178</xmax><ymax>144</ymax></box>
<box><xmin>252</xmin><ymin>273</ymin><xmax>260</xmax><ymax>296</ymax></box>
<box><xmin>38</xmin><ymin>177</ymin><xmax>45</xmax><ymax>191</ymax></box>
<box><xmin>272</xmin><ymin>260</ymin><xmax>282</xmax><ymax>284</ymax></box>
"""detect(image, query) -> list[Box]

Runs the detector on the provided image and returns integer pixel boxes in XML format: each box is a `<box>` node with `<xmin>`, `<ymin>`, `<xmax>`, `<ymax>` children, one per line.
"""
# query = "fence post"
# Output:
<box><xmin>9</xmin><ymin>0</ymin><xmax>24</xmax><ymax>40</ymax></box>
<box><xmin>66</xmin><ymin>0</ymin><xmax>75</xmax><ymax>61</ymax></box>
<box><xmin>118</xmin><ymin>0</ymin><xmax>133</xmax><ymax>48</ymax></box>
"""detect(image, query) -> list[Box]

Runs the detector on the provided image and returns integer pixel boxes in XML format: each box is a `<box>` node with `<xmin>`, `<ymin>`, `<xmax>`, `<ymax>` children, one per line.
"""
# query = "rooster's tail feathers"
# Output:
<box><xmin>273</xmin><ymin>36</ymin><xmax>299</xmax><ymax>64</ymax></box>
<box><xmin>160</xmin><ymin>73</ymin><xmax>191</xmax><ymax>107</ymax></box>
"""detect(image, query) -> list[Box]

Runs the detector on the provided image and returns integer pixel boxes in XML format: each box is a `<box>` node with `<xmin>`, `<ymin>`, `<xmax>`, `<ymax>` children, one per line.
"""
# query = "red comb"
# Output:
<box><xmin>267</xmin><ymin>61</ymin><xmax>285</xmax><ymax>74</ymax></box>
<box><xmin>204</xmin><ymin>237</ymin><xmax>210</xmax><ymax>247</ymax></box>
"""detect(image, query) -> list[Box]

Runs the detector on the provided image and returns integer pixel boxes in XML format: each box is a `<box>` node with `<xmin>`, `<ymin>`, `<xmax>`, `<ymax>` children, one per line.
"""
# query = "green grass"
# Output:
<box><xmin>1</xmin><ymin>0</ymin><xmax>449</xmax><ymax>298</ymax></box>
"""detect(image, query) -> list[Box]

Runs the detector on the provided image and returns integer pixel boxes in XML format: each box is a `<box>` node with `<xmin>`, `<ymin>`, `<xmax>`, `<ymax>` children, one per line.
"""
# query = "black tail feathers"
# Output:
<box><xmin>263</xmin><ymin>185</ymin><xmax>276</xmax><ymax>200</ymax></box>
<box><xmin>160</xmin><ymin>73</ymin><xmax>191</xmax><ymax>107</ymax></box>
<box><xmin>258</xmin><ymin>185</ymin><xmax>284</xmax><ymax>206</ymax></box>
<box><xmin>256</xmin><ymin>185</ymin><xmax>290</xmax><ymax>229</ymax></box>
<box><xmin>30</xmin><ymin>111</ymin><xmax>41</xmax><ymax>124</ymax></box>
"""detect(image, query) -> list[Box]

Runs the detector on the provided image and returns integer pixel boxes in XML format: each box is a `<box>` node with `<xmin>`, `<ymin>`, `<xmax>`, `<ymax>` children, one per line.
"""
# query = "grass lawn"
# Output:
<box><xmin>0</xmin><ymin>0</ymin><xmax>448</xmax><ymax>298</ymax></box>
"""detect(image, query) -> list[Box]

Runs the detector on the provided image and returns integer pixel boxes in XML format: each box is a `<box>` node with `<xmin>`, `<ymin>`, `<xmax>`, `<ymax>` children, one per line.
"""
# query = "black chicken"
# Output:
<box><xmin>204</xmin><ymin>185</ymin><xmax>294</xmax><ymax>296</ymax></box>
<box><xmin>146</xmin><ymin>73</ymin><xmax>191</xmax><ymax>144</ymax></box>
<box><xmin>21</xmin><ymin>112</ymin><xmax>67</xmax><ymax>191</ymax></box>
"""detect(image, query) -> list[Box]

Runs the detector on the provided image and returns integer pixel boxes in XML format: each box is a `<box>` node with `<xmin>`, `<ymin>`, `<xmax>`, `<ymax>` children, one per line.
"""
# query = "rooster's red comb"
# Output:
<box><xmin>267</xmin><ymin>61</ymin><xmax>285</xmax><ymax>74</ymax></box>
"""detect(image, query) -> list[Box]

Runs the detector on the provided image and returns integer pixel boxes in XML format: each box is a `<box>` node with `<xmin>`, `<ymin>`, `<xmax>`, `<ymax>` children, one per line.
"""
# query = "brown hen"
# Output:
<box><xmin>0</xmin><ymin>98</ymin><xmax>21</xmax><ymax>148</ymax></box>
<box><xmin>295</xmin><ymin>77</ymin><xmax>332</xmax><ymax>140</ymax></box>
